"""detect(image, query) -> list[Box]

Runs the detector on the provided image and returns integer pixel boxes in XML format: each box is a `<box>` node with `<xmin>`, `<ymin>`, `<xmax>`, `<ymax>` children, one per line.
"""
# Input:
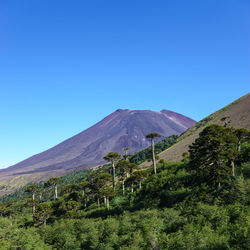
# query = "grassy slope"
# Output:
<box><xmin>141</xmin><ymin>93</ymin><xmax>250</xmax><ymax>167</ymax></box>
<box><xmin>0</xmin><ymin>136</ymin><xmax>177</xmax><ymax>200</ymax></box>
<box><xmin>1</xmin><ymin>94</ymin><xmax>249</xmax><ymax>196</ymax></box>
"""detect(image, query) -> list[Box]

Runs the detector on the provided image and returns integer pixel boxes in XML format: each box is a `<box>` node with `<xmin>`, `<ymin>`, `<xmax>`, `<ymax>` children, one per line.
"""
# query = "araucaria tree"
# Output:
<box><xmin>100</xmin><ymin>186</ymin><xmax>114</xmax><ymax>209</ymax></box>
<box><xmin>125</xmin><ymin>175</ymin><xmax>136</xmax><ymax>193</ymax></box>
<box><xmin>34</xmin><ymin>203</ymin><xmax>52</xmax><ymax>226</ymax></box>
<box><xmin>46</xmin><ymin>177</ymin><xmax>62</xmax><ymax>200</ymax></box>
<box><xmin>189</xmin><ymin>124</ymin><xmax>238</xmax><ymax>190</ymax></box>
<box><xmin>78</xmin><ymin>181</ymin><xmax>89</xmax><ymax>207</ymax></box>
<box><xmin>230</xmin><ymin>128</ymin><xmax>250</xmax><ymax>176</ymax></box>
<box><xmin>116</xmin><ymin>159</ymin><xmax>129</xmax><ymax>195</ymax></box>
<box><xmin>89</xmin><ymin>172</ymin><xmax>112</xmax><ymax>207</ymax></box>
<box><xmin>104</xmin><ymin>152</ymin><xmax>121</xmax><ymax>189</ymax></box>
<box><xmin>146</xmin><ymin>133</ymin><xmax>161</xmax><ymax>174</ymax></box>
<box><xmin>123</xmin><ymin>147</ymin><xmax>129</xmax><ymax>160</ymax></box>
<box><xmin>25</xmin><ymin>184</ymin><xmax>40</xmax><ymax>215</ymax></box>
<box><xmin>233</xmin><ymin>128</ymin><xmax>250</xmax><ymax>152</ymax></box>
<box><xmin>132</xmin><ymin>170</ymin><xmax>148</xmax><ymax>189</ymax></box>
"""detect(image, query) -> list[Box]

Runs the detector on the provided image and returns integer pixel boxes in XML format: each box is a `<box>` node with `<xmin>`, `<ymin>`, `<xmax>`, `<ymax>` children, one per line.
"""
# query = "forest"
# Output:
<box><xmin>0</xmin><ymin>124</ymin><xmax>249</xmax><ymax>250</ymax></box>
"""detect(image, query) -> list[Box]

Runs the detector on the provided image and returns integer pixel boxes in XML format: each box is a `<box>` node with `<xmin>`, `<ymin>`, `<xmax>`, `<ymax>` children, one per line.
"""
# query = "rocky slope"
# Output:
<box><xmin>0</xmin><ymin>109</ymin><xmax>195</xmax><ymax>196</ymax></box>
<box><xmin>141</xmin><ymin>93</ymin><xmax>250</xmax><ymax>167</ymax></box>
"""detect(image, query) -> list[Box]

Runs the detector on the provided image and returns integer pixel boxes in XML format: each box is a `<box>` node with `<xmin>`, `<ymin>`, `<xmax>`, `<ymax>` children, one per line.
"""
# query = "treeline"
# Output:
<box><xmin>129</xmin><ymin>134</ymin><xmax>178</xmax><ymax>164</ymax></box>
<box><xmin>0</xmin><ymin>168</ymin><xmax>89</xmax><ymax>203</ymax></box>
<box><xmin>0</xmin><ymin>134</ymin><xmax>177</xmax><ymax>203</ymax></box>
<box><xmin>0</xmin><ymin>126</ymin><xmax>249</xmax><ymax>249</ymax></box>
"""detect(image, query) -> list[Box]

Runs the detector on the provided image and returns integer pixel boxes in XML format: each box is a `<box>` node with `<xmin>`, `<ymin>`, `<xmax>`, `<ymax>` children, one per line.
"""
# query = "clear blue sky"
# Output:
<box><xmin>0</xmin><ymin>0</ymin><xmax>249</xmax><ymax>169</ymax></box>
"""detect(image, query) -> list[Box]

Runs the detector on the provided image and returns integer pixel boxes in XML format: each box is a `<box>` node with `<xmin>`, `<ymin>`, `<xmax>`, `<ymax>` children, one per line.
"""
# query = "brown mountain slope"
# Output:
<box><xmin>0</xmin><ymin>109</ymin><xmax>195</xmax><ymax>196</ymax></box>
<box><xmin>141</xmin><ymin>93</ymin><xmax>250</xmax><ymax>167</ymax></box>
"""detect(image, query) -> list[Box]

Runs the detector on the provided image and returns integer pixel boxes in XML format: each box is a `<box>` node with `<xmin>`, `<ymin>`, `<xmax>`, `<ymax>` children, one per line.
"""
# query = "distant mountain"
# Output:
<box><xmin>0</xmin><ymin>109</ymin><xmax>195</xmax><ymax>196</ymax></box>
<box><xmin>141</xmin><ymin>93</ymin><xmax>250</xmax><ymax>166</ymax></box>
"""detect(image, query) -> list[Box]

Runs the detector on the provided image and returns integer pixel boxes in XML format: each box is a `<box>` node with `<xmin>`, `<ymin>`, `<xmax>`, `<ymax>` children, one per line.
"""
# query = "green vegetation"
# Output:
<box><xmin>145</xmin><ymin>132</ymin><xmax>161</xmax><ymax>174</ymax></box>
<box><xmin>45</xmin><ymin>177</ymin><xmax>62</xmax><ymax>200</ymax></box>
<box><xmin>177</xmin><ymin>94</ymin><xmax>250</xmax><ymax>144</ymax></box>
<box><xmin>104</xmin><ymin>152</ymin><xmax>121</xmax><ymax>189</ymax></box>
<box><xmin>0</xmin><ymin>127</ymin><xmax>249</xmax><ymax>249</ymax></box>
<box><xmin>130</xmin><ymin>134</ymin><xmax>178</xmax><ymax>164</ymax></box>
<box><xmin>0</xmin><ymin>169</ymin><xmax>89</xmax><ymax>203</ymax></box>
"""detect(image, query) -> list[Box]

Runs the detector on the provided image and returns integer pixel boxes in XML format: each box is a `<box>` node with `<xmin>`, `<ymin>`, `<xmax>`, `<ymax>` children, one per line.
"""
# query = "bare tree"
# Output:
<box><xmin>146</xmin><ymin>133</ymin><xmax>161</xmax><ymax>174</ymax></box>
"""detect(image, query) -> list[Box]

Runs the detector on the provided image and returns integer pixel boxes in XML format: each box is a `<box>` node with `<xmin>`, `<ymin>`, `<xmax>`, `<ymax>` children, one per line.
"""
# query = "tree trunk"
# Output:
<box><xmin>55</xmin><ymin>185</ymin><xmax>58</xmax><ymax>200</ymax></box>
<box><xmin>107</xmin><ymin>197</ymin><xmax>110</xmax><ymax>210</ymax></box>
<box><xmin>83</xmin><ymin>190</ymin><xmax>86</xmax><ymax>207</ymax></box>
<box><xmin>112</xmin><ymin>161</ymin><xmax>116</xmax><ymax>190</ymax></box>
<box><xmin>122</xmin><ymin>180</ymin><xmax>125</xmax><ymax>195</ymax></box>
<box><xmin>32</xmin><ymin>192</ymin><xmax>35</xmax><ymax>215</ymax></box>
<box><xmin>131</xmin><ymin>183</ymin><xmax>134</xmax><ymax>193</ymax></box>
<box><xmin>231</xmin><ymin>161</ymin><xmax>235</xmax><ymax>177</ymax></box>
<box><xmin>97</xmin><ymin>197</ymin><xmax>100</xmax><ymax>207</ymax></box>
<box><xmin>152</xmin><ymin>138</ymin><xmax>157</xmax><ymax>174</ymax></box>
<box><xmin>139</xmin><ymin>181</ymin><xmax>142</xmax><ymax>189</ymax></box>
<box><xmin>104</xmin><ymin>196</ymin><xmax>107</xmax><ymax>207</ymax></box>
<box><xmin>238</xmin><ymin>142</ymin><xmax>241</xmax><ymax>151</ymax></box>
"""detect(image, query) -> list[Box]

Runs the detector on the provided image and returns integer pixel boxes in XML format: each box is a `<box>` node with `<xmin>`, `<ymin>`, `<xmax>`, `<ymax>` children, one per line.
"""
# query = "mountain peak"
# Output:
<box><xmin>0</xmin><ymin>108</ymin><xmax>196</xmax><ymax>196</ymax></box>
<box><xmin>115</xmin><ymin>109</ymin><xmax>130</xmax><ymax>113</ymax></box>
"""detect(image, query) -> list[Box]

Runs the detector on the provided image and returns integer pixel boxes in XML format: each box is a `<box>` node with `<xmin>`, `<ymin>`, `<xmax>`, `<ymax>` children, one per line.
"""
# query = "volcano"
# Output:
<box><xmin>0</xmin><ymin>109</ymin><xmax>195</xmax><ymax>195</ymax></box>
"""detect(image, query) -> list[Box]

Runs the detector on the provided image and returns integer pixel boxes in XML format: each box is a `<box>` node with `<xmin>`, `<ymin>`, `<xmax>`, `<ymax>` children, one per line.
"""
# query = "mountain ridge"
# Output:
<box><xmin>140</xmin><ymin>93</ymin><xmax>250</xmax><ymax>167</ymax></box>
<box><xmin>0</xmin><ymin>108</ymin><xmax>196</xmax><ymax>196</ymax></box>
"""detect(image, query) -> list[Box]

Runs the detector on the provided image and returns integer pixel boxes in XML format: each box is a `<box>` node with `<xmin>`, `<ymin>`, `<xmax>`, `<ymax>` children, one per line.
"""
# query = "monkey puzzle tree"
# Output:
<box><xmin>63</xmin><ymin>184</ymin><xmax>82</xmax><ymax>202</ymax></box>
<box><xmin>46</xmin><ymin>177</ymin><xmax>62</xmax><ymax>200</ymax></box>
<box><xmin>229</xmin><ymin>128</ymin><xmax>250</xmax><ymax>176</ymax></box>
<box><xmin>63</xmin><ymin>184</ymin><xmax>80</xmax><ymax>195</ymax></box>
<box><xmin>125</xmin><ymin>170</ymin><xmax>148</xmax><ymax>193</ymax></box>
<box><xmin>90</xmin><ymin>172</ymin><xmax>112</xmax><ymax>207</ymax></box>
<box><xmin>146</xmin><ymin>132</ymin><xmax>161</xmax><ymax>174</ymax></box>
<box><xmin>189</xmin><ymin>124</ymin><xmax>238</xmax><ymax>191</ymax></box>
<box><xmin>125</xmin><ymin>175</ymin><xmax>137</xmax><ymax>193</ymax></box>
<box><xmin>233</xmin><ymin>128</ymin><xmax>250</xmax><ymax>152</ymax></box>
<box><xmin>104</xmin><ymin>152</ymin><xmax>121</xmax><ymax>189</ymax></box>
<box><xmin>25</xmin><ymin>184</ymin><xmax>40</xmax><ymax>215</ymax></box>
<box><xmin>128</xmin><ymin>163</ymin><xmax>139</xmax><ymax>176</ymax></box>
<box><xmin>59</xmin><ymin>200</ymin><xmax>81</xmax><ymax>218</ymax></box>
<box><xmin>34</xmin><ymin>202</ymin><xmax>52</xmax><ymax>226</ymax></box>
<box><xmin>123</xmin><ymin>147</ymin><xmax>130</xmax><ymax>160</ymax></box>
<box><xmin>101</xmin><ymin>186</ymin><xmax>114</xmax><ymax>209</ymax></box>
<box><xmin>78</xmin><ymin>181</ymin><xmax>89</xmax><ymax>196</ymax></box>
<box><xmin>116</xmin><ymin>159</ymin><xmax>130</xmax><ymax>195</ymax></box>
<box><xmin>132</xmin><ymin>170</ymin><xmax>148</xmax><ymax>189</ymax></box>
<box><xmin>78</xmin><ymin>181</ymin><xmax>90</xmax><ymax>207</ymax></box>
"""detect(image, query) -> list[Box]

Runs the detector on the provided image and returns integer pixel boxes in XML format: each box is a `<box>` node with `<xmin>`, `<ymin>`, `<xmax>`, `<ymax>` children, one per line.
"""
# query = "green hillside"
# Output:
<box><xmin>0</xmin><ymin>134</ymin><xmax>178</xmax><ymax>203</ymax></box>
<box><xmin>148</xmin><ymin>93</ymin><xmax>250</xmax><ymax>164</ymax></box>
<box><xmin>0</xmin><ymin>124</ymin><xmax>249</xmax><ymax>249</ymax></box>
